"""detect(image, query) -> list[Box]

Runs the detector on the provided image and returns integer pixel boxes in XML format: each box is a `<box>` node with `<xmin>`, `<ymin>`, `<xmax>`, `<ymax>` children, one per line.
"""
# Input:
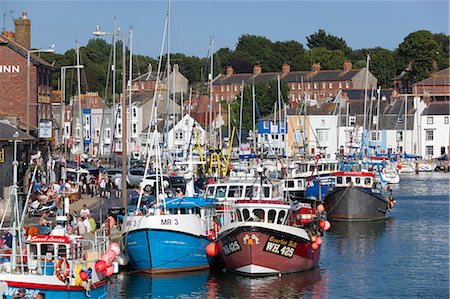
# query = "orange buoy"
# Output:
<box><xmin>311</xmin><ymin>235</ymin><xmax>317</xmax><ymax>242</ymax></box>
<box><xmin>316</xmin><ymin>237</ymin><xmax>323</xmax><ymax>245</ymax></box>
<box><xmin>311</xmin><ymin>242</ymin><xmax>319</xmax><ymax>250</ymax></box>
<box><xmin>317</xmin><ymin>204</ymin><xmax>325</xmax><ymax>213</ymax></box>
<box><xmin>324</xmin><ymin>221</ymin><xmax>331</xmax><ymax>231</ymax></box>
<box><xmin>206</xmin><ymin>242</ymin><xmax>219</xmax><ymax>257</ymax></box>
<box><xmin>319</xmin><ymin>220</ymin><xmax>326</xmax><ymax>229</ymax></box>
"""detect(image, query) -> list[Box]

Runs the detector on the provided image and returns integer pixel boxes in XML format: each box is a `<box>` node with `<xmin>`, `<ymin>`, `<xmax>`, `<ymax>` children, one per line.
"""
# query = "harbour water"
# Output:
<box><xmin>107</xmin><ymin>173</ymin><xmax>449</xmax><ymax>298</ymax></box>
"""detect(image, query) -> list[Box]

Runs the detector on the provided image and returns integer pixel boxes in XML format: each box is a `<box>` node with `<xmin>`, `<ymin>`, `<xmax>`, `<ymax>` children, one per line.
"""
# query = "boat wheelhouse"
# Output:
<box><xmin>324</xmin><ymin>171</ymin><xmax>392</xmax><ymax>222</ymax></box>
<box><xmin>210</xmin><ymin>170</ymin><xmax>324</xmax><ymax>276</ymax></box>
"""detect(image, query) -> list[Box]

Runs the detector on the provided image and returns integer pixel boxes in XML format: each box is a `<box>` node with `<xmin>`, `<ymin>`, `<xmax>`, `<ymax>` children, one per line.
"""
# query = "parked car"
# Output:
<box><xmin>103</xmin><ymin>168</ymin><xmax>122</xmax><ymax>182</ymax></box>
<box><xmin>139</xmin><ymin>174</ymin><xmax>186</xmax><ymax>195</ymax></box>
<box><xmin>127</xmin><ymin>168</ymin><xmax>154</xmax><ymax>187</ymax></box>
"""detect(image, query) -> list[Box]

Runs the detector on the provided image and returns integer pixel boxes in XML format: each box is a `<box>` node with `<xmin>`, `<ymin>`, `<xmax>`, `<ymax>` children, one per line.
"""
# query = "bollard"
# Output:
<box><xmin>415</xmin><ymin>162</ymin><xmax>419</xmax><ymax>174</ymax></box>
<box><xmin>445</xmin><ymin>161</ymin><xmax>449</xmax><ymax>173</ymax></box>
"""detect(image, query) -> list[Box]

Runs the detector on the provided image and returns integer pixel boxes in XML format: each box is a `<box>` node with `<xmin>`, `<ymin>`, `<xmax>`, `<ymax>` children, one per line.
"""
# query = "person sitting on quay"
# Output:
<box><xmin>38</xmin><ymin>211</ymin><xmax>52</xmax><ymax>234</ymax></box>
<box><xmin>76</xmin><ymin>217</ymin><xmax>86</xmax><ymax>235</ymax></box>
<box><xmin>80</xmin><ymin>204</ymin><xmax>90</xmax><ymax>219</ymax></box>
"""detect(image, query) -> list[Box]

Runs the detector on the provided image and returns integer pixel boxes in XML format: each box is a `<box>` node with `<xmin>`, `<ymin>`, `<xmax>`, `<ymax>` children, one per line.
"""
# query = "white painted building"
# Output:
<box><xmin>420</xmin><ymin>102</ymin><xmax>450</xmax><ymax>158</ymax></box>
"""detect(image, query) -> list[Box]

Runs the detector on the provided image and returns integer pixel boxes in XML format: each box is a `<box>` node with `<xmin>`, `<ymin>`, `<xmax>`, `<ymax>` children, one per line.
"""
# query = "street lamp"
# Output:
<box><xmin>26</xmin><ymin>45</ymin><xmax>55</xmax><ymax>134</ymax></box>
<box><xmin>59</xmin><ymin>65</ymin><xmax>84</xmax><ymax>148</ymax></box>
<box><xmin>92</xmin><ymin>21</ymin><xmax>128</xmax><ymax>211</ymax></box>
<box><xmin>92</xmin><ymin>18</ymin><xmax>119</xmax><ymax>153</ymax></box>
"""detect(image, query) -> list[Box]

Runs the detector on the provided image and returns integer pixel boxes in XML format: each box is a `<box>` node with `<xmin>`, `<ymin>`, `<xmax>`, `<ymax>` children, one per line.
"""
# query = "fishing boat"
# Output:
<box><xmin>209</xmin><ymin>168</ymin><xmax>326</xmax><ymax>276</ymax></box>
<box><xmin>324</xmin><ymin>171</ymin><xmax>394</xmax><ymax>221</ymax></box>
<box><xmin>0</xmin><ymin>232</ymin><xmax>110</xmax><ymax>299</ymax></box>
<box><xmin>284</xmin><ymin>158</ymin><xmax>340</xmax><ymax>202</ymax></box>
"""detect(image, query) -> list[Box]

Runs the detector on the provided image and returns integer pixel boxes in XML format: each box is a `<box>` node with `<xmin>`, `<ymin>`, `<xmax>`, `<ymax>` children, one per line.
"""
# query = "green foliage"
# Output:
<box><xmin>306</xmin><ymin>47</ymin><xmax>346</xmax><ymax>70</ymax></box>
<box><xmin>306</xmin><ymin>29</ymin><xmax>352</xmax><ymax>54</ymax></box>
<box><xmin>351</xmin><ymin>47</ymin><xmax>397</xmax><ymax>87</ymax></box>
<box><xmin>396</xmin><ymin>30</ymin><xmax>444</xmax><ymax>82</ymax></box>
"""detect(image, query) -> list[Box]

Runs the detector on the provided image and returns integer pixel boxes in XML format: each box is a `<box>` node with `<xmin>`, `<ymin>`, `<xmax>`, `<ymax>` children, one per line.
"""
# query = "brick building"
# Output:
<box><xmin>212</xmin><ymin>61</ymin><xmax>378</xmax><ymax>107</ymax></box>
<box><xmin>0</xmin><ymin>11</ymin><xmax>53</xmax><ymax>136</ymax></box>
<box><xmin>412</xmin><ymin>67</ymin><xmax>450</xmax><ymax>101</ymax></box>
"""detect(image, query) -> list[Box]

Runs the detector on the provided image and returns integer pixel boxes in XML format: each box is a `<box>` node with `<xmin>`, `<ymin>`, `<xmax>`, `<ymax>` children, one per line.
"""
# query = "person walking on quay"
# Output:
<box><xmin>82</xmin><ymin>174</ymin><xmax>88</xmax><ymax>194</ymax></box>
<box><xmin>88</xmin><ymin>214</ymin><xmax>97</xmax><ymax>232</ymax></box>
<box><xmin>76</xmin><ymin>217</ymin><xmax>86</xmax><ymax>235</ymax></box>
<box><xmin>115</xmin><ymin>177</ymin><xmax>122</xmax><ymax>199</ymax></box>
<box><xmin>99</xmin><ymin>177</ymin><xmax>107</xmax><ymax>198</ymax></box>
<box><xmin>105</xmin><ymin>178</ymin><xmax>112</xmax><ymax>199</ymax></box>
<box><xmin>89</xmin><ymin>176</ymin><xmax>96</xmax><ymax>197</ymax></box>
<box><xmin>80</xmin><ymin>204</ymin><xmax>90</xmax><ymax>219</ymax></box>
<box><xmin>83</xmin><ymin>216</ymin><xmax>92</xmax><ymax>234</ymax></box>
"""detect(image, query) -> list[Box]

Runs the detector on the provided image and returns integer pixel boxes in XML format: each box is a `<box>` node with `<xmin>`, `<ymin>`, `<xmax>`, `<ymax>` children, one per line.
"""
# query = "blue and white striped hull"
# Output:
<box><xmin>125</xmin><ymin>229</ymin><xmax>209</xmax><ymax>273</ymax></box>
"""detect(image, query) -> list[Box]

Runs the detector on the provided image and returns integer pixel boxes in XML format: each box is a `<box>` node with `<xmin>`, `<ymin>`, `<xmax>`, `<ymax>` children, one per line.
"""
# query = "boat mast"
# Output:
<box><xmin>76</xmin><ymin>42</ymin><xmax>83</xmax><ymax>156</ymax></box>
<box><xmin>121</xmin><ymin>24</ymin><xmax>128</xmax><ymax>213</ymax></box>
<box><xmin>362</xmin><ymin>54</ymin><xmax>370</xmax><ymax>156</ymax></box>
<box><xmin>252</xmin><ymin>82</ymin><xmax>257</xmax><ymax>155</ymax></box>
<box><xmin>128</xmin><ymin>27</ymin><xmax>133</xmax><ymax>163</ymax></box>
<box><xmin>375</xmin><ymin>86</ymin><xmax>381</xmax><ymax>153</ymax></box>
<box><xmin>164</xmin><ymin>0</ymin><xmax>171</xmax><ymax>157</ymax></box>
<box><xmin>404</xmin><ymin>94</ymin><xmax>407</xmax><ymax>154</ymax></box>
<box><xmin>239</xmin><ymin>80</ymin><xmax>244</xmax><ymax>156</ymax></box>
<box><xmin>209</xmin><ymin>36</ymin><xmax>214</xmax><ymax>147</ymax></box>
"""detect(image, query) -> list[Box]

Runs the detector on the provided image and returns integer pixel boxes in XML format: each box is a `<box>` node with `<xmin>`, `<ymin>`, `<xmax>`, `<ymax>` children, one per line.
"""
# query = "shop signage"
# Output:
<box><xmin>39</xmin><ymin>120</ymin><xmax>52</xmax><ymax>139</ymax></box>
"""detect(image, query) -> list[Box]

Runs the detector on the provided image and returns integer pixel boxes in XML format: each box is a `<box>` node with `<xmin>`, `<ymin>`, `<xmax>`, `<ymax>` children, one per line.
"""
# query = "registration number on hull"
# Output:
<box><xmin>263</xmin><ymin>235</ymin><xmax>297</xmax><ymax>258</ymax></box>
<box><xmin>221</xmin><ymin>234</ymin><xmax>241</xmax><ymax>256</ymax></box>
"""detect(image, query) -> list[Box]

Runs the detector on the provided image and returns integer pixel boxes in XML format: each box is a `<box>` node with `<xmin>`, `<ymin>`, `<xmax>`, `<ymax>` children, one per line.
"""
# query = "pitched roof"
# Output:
<box><xmin>342</xmin><ymin>89</ymin><xmax>394</xmax><ymax>101</ymax></box>
<box><xmin>213</xmin><ymin>74</ymin><xmax>253</xmax><ymax>85</ymax></box>
<box><xmin>413</xmin><ymin>67</ymin><xmax>450</xmax><ymax>86</ymax></box>
<box><xmin>421</xmin><ymin>102</ymin><xmax>450</xmax><ymax>116</ymax></box>
<box><xmin>261</xmin><ymin>107</ymin><xmax>299</xmax><ymax>121</ymax></box>
<box><xmin>0</xmin><ymin>34</ymin><xmax>53</xmax><ymax>69</ymax></box>
<box><xmin>0</xmin><ymin>120</ymin><xmax>35</xmax><ymax>141</ymax></box>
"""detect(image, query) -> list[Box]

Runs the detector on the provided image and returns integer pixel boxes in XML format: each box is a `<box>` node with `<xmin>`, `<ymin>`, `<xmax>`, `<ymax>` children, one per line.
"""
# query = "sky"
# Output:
<box><xmin>1</xmin><ymin>1</ymin><xmax>449</xmax><ymax>59</ymax></box>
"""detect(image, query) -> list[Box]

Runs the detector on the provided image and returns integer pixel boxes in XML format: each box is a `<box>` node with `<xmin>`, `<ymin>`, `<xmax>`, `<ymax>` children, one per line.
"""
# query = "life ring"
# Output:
<box><xmin>55</xmin><ymin>257</ymin><xmax>70</xmax><ymax>282</ymax></box>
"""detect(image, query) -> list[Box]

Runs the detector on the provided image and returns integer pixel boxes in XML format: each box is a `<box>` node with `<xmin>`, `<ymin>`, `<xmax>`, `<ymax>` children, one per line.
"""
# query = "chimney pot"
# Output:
<box><xmin>282</xmin><ymin>63</ymin><xmax>290</xmax><ymax>75</ymax></box>
<box><xmin>311</xmin><ymin>63</ymin><xmax>321</xmax><ymax>73</ymax></box>
<box><xmin>226</xmin><ymin>66</ymin><xmax>234</xmax><ymax>77</ymax></box>
<box><xmin>253</xmin><ymin>64</ymin><xmax>262</xmax><ymax>76</ymax></box>
<box><xmin>22</xmin><ymin>11</ymin><xmax>28</xmax><ymax>20</ymax></box>
<box><xmin>343</xmin><ymin>61</ymin><xmax>352</xmax><ymax>72</ymax></box>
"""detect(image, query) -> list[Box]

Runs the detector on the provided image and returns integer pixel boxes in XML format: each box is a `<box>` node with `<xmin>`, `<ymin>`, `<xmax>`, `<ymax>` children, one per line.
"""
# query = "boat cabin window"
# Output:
<box><xmin>228</xmin><ymin>186</ymin><xmax>243</xmax><ymax>198</ymax></box>
<box><xmin>268</xmin><ymin>210</ymin><xmax>276</xmax><ymax>223</ymax></box>
<box><xmin>365</xmin><ymin>178</ymin><xmax>371</xmax><ymax>185</ymax></box>
<box><xmin>252</xmin><ymin>209</ymin><xmax>265</xmax><ymax>222</ymax></box>
<box><xmin>317</xmin><ymin>165</ymin><xmax>323</xmax><ymax>171</ymax></box>
<box><xmin>355</xmin><ymin>177</ymin><xmax>361</xmax><ymax>184</ymax></box>
<box><xmin>277</xmin><ymin>210</ymin><xmax>286</xmax><ymax>224</ymax></box>
<box><xmin>244</xmin><ymin>186</ymin><xmax>252</xmax><ymax>198</ymax></box>
<box><xmin>263</xmin><ymin>187</ymin><xmax>270</xmax><ymax>198</ymax></box>
<box><xmin>336</xmin><ymin>177</ymin><xmax>343</xmax><ymax>184</ymax></box>
<box><xmin>206</xmin><ymin>187</ymin><xmax>215</xmax><ymax>197</ymax></box>
<box><xmin>236</xmin><ymin>209</ymin><xmax>242</xmax><ymax>221</ymax></box>
<box><xmin>346</xmin><ymin>177</ymin><xmax>352</xmax><ymax>184</ymax></box>
<box><xmin>286</xmin><ymin>180</ymin><xmax>294</xmax><ymax>188</ymax></box>
<box><xmin>324</xmin><ymin>164</ymin><xmax>329</xmax><ymax>171</ymax></box>
<box><xmin>309</xmin><ymin>165</ymin><xmax>315</xmax><ymax>172</ymax></box>
<box><xmin>216</xmin><ymin>188</ymin><xmax>226</xmax><ymax>198</ymax></box>
<box><xmin>243</xmin><ymin>209</ymin><xmax>250</xmax><ymax>221</ymax></box>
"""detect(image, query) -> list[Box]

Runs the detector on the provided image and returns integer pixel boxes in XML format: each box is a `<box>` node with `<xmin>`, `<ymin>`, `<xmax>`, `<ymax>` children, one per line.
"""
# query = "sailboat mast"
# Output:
<box><xmin>121</xmin><ymin>26</ymin><xmax>128</xmax><ymax>212</ymax></box>
<box><xmin>404</xmin><ymin>94</ymin><xmax>407</xmax><ymax>154</ymax></box>
<box><xmin>76</xmin><ymin>42</ymin><xmax>83</xmax><ymax>154</ymax></box>
<box><xmin>376</xmin><ymin>86</ymin><xmax>381</xmax><ymax>152</ymax></box>
<box><xmin>164</xmin><ymin>0</ymin><xmax>171</xmax><ymax>153</ymax></box>
<box><xmin>209</xmin><ymin>36</ymin><xmax>214</xmax><ymax>146</ymax></box>
<box><xmin>363</xmin><ymin>54</ymin><xmax>370</xmax><ymax>155</ymax></box>
<box><xmin>252</xmin><ymin>83</ymin><xmax>256</xmax><ymax>154</ymax></box>
<box><xmin>128</xmin><ymin>27</ymin><xmax>133</xmax><ymax>162</ymax></box>
<box><xmin>239</xmin><ymin>81</ymin><xmax>244</xmax><ymax>155</ymax></box>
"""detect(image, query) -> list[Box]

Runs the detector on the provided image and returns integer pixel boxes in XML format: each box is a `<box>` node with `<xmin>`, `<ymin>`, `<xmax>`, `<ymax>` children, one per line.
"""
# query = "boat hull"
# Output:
<box><xmin>125</xmin><ymin>229</ymin><xmax>209</xmax><ymax>273</ymax></box>
<box><xmin>325</xmin><ymin>187</ymin><xmax>389</xmax><ymax>221</ymax></box>
<box><xmin>216</xmin><ymin>225</ymin><xmax>320</xmax><ymax>276</ymax></box>
<box><xmin>2</xmin><ymin>277</ymin><xmax>107</xmax><ymax>299</ymax></box>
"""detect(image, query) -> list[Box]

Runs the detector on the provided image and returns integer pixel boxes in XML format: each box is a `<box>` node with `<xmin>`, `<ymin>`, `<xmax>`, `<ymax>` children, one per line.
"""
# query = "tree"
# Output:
<box><xmin>273</xmin><ymin>40</ymin><xmax>309</xmax><ymax>71</ymax></box>
<box><xmin>306</xmin><ymin>48</ymin><xmax>346</xmax><ymax>70</ymax></box>
<box><xmin>235</xmin><ymin>34</ymin><xmax>275</xmax><ymax>71</ymax></box>
<box><xmin>351</xmin><ymin>48</ymin><xmax>397</xmax><ymax>88</ymax></box>
<box><xmin>396</xmin><ymin>30</ymin><xmax>443</xmax><ymax>82</ymax></box>
<box><xmin>306</xmin><ymin>29</ymin><xmax>351</xmax><ymax>54</ymax></box>
<box><xmin>432</xmin><ymin>32</ymin><xmax>450</xmax><ymax>69</ymax></box>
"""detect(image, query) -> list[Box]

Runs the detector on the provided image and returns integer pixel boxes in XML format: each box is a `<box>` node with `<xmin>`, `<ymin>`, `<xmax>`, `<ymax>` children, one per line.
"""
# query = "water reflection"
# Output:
<box><xmin>111</xmin><ymin>270</ymin><xmax>209</xmax><ymax>298</ymax></box>
<box><xmin>206</xmin><ymin>268</ymin><xmax>322</xmax><ymax>298</ymax></box>
<box><xmin>325</xmin><ymin>219</ymin><xmax>394</xmax><ymax>260</ymax></box>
